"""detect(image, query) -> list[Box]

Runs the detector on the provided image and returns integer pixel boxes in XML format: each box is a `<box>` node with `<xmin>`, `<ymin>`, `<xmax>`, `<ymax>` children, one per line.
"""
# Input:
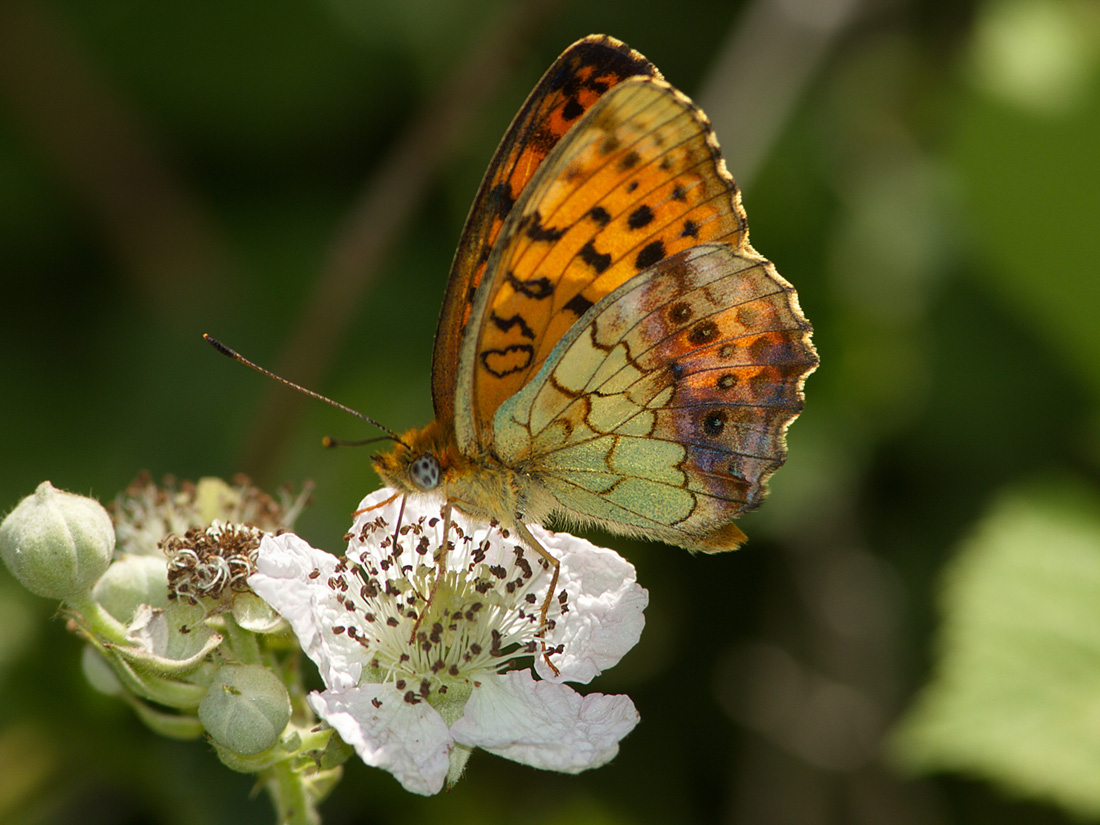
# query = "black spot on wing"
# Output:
<box><xmin>561</xmin><ymin>96</ymin><xmax>584</xmax><ymax>122</ymax></box>
<box><xmin>579</xmin><ymin>240</ymin><xmax>612</xmax><ymax>274</ymax></box>
<box><xmin>702</xmin><ymin>410</ymin><xmax>727</xmax><ymax>437</ymax></box>
<box><xmin>634</xmin><ymin>240</ymin><xmax>666</xmax><ymax>270</ymax></box>
<box><xmin>627</xmin><ymin>205</ymin><xmax>654</xmax><ymax>229</ymax></box>
<box><xmin>524</xmin><ymin>211</ymin><xmax>568</xmax><ymax>243</ymax></box>
<box><xmin>488</xmin><ymin>181</ymin><xmax>516</xmax><ymax>219</ymax></box>
<box><xmin>564</xmin><ymin>293</ymin><xmax>595</xmax><ymax>317</ymax></box>
<box><xmin>489</xmin><ymin>312</ymin><xmax>536</xmax><ymax>339</ymax></box>
<box><xmin>668</xmin><ymin>302</ymin><xmax>692</xmax><ymax>324</ymax></box>
<box><xmin>588</xmin><ymin>206</ymin><xmax>611</xmax><ymax>226</ymax></box>
<box><xmin>505</xmin><ymin>271</ymin><xmax>554</xmax><ymax>299</ymax></box>
<box><xmin>688</xmin><ymin>320</ymin><xmax>719</xmax><ymax>346</ymax></box>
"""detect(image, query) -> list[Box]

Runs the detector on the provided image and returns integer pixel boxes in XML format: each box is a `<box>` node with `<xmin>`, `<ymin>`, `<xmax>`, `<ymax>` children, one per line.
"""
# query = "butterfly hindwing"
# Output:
<box><xmin>491</xmin><ymin>244</ymin><xmax>817</xmax><ymax>550</ymax></box>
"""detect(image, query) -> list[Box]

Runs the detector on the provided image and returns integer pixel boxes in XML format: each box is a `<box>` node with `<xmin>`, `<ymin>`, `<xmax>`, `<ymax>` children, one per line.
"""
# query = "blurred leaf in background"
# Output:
<box><xmin>955</xmin><ymin>0</ymin><xmax>1100</xmax><ymax>431</ymax></box>
<box><xmin>893</xmin><ymin>481</ymin><xmax>1100</xmax><ymax>819</ymax></box>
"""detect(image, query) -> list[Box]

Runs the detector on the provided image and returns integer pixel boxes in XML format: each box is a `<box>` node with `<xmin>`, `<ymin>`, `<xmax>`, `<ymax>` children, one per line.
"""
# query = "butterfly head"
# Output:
<box><xmin>371</xmin><ymin>419</ymin><xmax>457</xmax><ymax>496</ymax></box>
<box><xmin>407</xmin><ymin>453</ymin><xmax>441</xmax><ymax>491</ymax></box>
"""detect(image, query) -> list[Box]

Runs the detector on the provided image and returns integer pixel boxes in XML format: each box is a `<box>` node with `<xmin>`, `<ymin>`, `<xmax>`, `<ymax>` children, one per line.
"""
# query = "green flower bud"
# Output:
<box><xmin>82</xmin><ymin>645</ymin><xmax>123</xmax><ymax>696</ymax></box>
<box><xmin>0</xmin><ymin>482</ymin><xmax>114</xmax><ymax>600</ymax></box>
<box><xmin>93</xmin><ymin>555</ymin><xmax>170</xmax><ymax>622</ymax></box>
<box><xmin>200</xmin><ymin>664</ymin><xmax>291</xmax><ymax>756</ymax></box>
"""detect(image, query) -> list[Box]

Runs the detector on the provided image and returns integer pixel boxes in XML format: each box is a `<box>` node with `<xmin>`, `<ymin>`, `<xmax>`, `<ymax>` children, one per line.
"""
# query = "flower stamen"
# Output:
<box><xmin>164</xmin><ymin>523</ymin><xmax>264</xmax><ymax>604</ymax></box>
<box><xmin>323</xmin><ymin>509</ymin><xmax>564</xmax><ymax>706</ymax></box>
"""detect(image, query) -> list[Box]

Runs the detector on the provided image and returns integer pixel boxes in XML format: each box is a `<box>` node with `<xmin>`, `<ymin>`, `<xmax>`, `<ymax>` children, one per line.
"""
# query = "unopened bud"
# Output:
<box><xmin>1</xmin><ymin>482</ymin><xmax>114</xmax><ymax>600</ymax></box>
<box><xmin>93</xmin><ymin>555</ymin><xmax>170</xmax><ymax>622</ymax></box>
<box><xmin>200</xmin><ymin>664</ymin><xmax>291</xmax><ymax>756</ymax></box>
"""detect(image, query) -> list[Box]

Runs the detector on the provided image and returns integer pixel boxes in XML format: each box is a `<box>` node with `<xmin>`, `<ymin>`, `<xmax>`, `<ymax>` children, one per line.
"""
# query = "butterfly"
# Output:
<box><xmin>373</xmin><ymin>35</ymin><xmax>817</xmax><ymax>614</ymax></box>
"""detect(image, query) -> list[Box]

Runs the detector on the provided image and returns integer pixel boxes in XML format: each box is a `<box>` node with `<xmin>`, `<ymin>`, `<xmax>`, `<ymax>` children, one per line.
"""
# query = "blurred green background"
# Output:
<box><xmin>3</xmin><ymin>0</ymin><xmax>1100</xmax><ymax>822</ymax></box>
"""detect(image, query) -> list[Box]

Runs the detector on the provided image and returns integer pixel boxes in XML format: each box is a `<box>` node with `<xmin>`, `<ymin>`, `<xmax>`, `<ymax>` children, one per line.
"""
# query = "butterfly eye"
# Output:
<box><xmin>409</xmin><ymin>454</ymin><xmax>441</xmax><ymax>491</ymax></box>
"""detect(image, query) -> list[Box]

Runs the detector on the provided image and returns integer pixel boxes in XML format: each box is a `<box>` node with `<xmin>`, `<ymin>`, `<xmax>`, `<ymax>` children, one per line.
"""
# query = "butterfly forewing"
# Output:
<box><xmin>455</xmin><ymin>78</ymin><xmax>751</xmax><ymax>452</ymax></box>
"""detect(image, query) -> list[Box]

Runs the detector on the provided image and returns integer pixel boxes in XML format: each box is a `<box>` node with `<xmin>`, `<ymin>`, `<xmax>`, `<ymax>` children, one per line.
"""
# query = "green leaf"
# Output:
<box><xmin>892</xmin><ymin>480</ymin><xmax>1100</xmax><ymax>818</ymax></box>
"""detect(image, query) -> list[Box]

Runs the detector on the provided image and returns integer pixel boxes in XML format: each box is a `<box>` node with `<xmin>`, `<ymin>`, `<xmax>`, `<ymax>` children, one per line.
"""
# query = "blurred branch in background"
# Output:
<box><xmin>0</xmin><ymin>0</ymin><xmax>234</xmax><ymax>317</ymax></box>
<box><xmin>238</xmin><ymin>0</ymin><xmax>565</xmax><ymax>479</ymax></box>
<box><xmin>698</xmin><ymin>0</ymin><xmax>864</xmax><ymax>189</ymax></box>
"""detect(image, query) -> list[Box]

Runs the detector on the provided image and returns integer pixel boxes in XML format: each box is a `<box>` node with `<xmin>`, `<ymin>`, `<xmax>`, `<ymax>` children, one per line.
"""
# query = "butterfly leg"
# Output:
<box><xmin>390</xmin><ymin>494</ymin><xmax>407</xmax><ymax>553</ymax></box>
<box><xmin>513</xmin><ymin>522</ymin><xmax>561</xmax><ymax>676</ymax></box>
<box><xmin>354</xmin><ymin>490</ymin><xmax>407</xmax><ymax>577</ymax></box>
<box><xmin>352</xmin><ymin>489</ymin><xmax>401</xmax><ymax>516</ymax></box>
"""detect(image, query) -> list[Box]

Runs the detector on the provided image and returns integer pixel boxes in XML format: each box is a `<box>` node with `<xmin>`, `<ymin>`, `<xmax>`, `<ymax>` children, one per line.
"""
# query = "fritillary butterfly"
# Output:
<box><xmin>374</xmin><ymin>35</ymin><xmax>817</xmax><ymax>605</ymax></box>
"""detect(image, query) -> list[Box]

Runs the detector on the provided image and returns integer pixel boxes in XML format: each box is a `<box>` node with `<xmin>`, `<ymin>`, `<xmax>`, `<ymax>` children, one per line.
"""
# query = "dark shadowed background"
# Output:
<box><xmin>3</xmin><ymin>0</ymin><xmax>1099</xmax><ymax>823</ymax></box>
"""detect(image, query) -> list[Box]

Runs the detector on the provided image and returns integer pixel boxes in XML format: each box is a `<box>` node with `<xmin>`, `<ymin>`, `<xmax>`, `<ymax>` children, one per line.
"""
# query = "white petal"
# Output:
<box><xmin>248</xmin><ymin>533</ymin><xmax>363</xmax><ymax>691</ymax></box>
<box><xmin>450</xmin><ymin>670</ymin><xmax>639</xmax><ymax>772</ymax></box>
<box><xmin>532</xmin><ymin>525</ymin><xmax>649</xmax><ymax>684</ymax></box>
<box><xmin>345</xmin><ymin>494</ymin><xmax>649</xmax><ymax>685</ymax></box>
<box><xmin>309</xmin><ymin>685</ymin><xmax>451</xmax><ymax>796</ymax></box>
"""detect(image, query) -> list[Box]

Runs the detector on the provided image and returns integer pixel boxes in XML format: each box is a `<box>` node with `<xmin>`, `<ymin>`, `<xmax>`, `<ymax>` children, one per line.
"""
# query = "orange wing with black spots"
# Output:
<box><xmin>454</xmin><ymin>76</ymin><xmax>751</xmax><ymax>451</ymax></box>
<box><xmin>431</xmin><ymin>35</ymin><xmax>658</xmax><ymax>425</ymax></box>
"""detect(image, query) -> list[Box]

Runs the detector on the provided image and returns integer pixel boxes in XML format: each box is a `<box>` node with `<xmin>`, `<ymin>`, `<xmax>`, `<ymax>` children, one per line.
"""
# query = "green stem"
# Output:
<box><xmin>264</xmin><ymin>758</ymin><xmax>320</xmax><ymax>825</ymax></box>
<box><xmin>295</xmin><ymin>726</ymin><xmax>334</xmax><ymax>755</ymax></box>
<box><xmin>68</xmin><ymin>595</ymin><xmax>130</xmax><ymax>645</ymax></box>
<box><xmin>223</xmin><ymin>612</ymin><xmax>262</xmax><ymax>664</ymax></box>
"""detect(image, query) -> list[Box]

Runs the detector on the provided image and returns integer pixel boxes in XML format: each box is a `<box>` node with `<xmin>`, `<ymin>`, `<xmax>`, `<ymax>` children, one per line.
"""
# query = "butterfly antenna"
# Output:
<box><xmin>322</xmin><ymin>436</ymin><xmax>395</xmax><ymax>449</ymax></box>
<box><xmin>203</xmin><ymin>334</ymin><xmax>410</xmax><ymax>449</ymax></box>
